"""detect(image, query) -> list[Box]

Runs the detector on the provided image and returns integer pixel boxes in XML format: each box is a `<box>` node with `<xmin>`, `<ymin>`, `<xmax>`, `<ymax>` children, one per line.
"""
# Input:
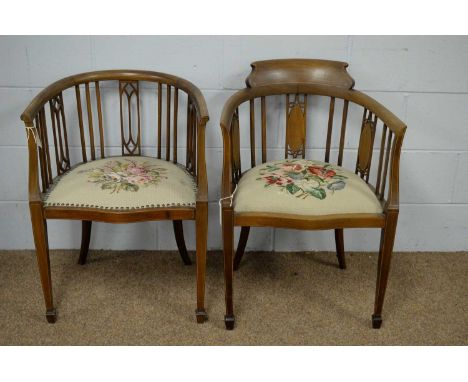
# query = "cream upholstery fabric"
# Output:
<box><xmin>234</xmin><ymin>159</ymin><xmax>382</xmax><ymax>216</ymax></box>
<box><xmin>43</xmin><ymin>156</ymin><xmax>196</xmax><ymax>210</ymax></box>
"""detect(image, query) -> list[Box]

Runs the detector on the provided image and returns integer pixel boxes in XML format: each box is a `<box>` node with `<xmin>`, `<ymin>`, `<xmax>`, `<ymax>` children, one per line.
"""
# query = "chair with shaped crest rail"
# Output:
<box><xmin>21</xmin><ymin>70</ymin><xmax>209</xmax><ymax>324</ymax></box>
<box><xmin>220</xmin><ymin>59</ymin><xmax>406</xmax><ymax>330</ymax></box>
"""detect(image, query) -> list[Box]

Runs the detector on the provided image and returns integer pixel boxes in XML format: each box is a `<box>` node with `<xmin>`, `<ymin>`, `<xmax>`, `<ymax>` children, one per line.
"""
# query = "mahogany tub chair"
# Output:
<box><xmin>220</xmin><ymin>59</ymin><xmax>406</xmax><ymax>330</ymax></box>
<box><xmin>21</xmin><ymin>70</ymin><xmax>209</xmax><ymax>323</ymax></box>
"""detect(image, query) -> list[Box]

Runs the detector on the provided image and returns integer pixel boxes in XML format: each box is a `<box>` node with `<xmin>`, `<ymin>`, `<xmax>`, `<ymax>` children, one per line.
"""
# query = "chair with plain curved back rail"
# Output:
<box><xmin>220</xmin><ymin>59</ymin><xmax>406</xmax><ymax>330</ymax></box>
<box><xmin>21</xmin><ymin>70</ymin><xmax>209</xmax><ymax>324</ymax></box>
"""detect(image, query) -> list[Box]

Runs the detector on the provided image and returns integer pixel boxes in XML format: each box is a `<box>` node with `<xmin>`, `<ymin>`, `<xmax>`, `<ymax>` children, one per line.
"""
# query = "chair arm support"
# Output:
<box><xmin>385</xmin><ymin>130</ymin><xmax>406</xmax><ymax>212</ymax></box>
<box><xmin>196</xmin><ymin>119</ymin><xmax>209</xmax><ymax>203</ymax></box>
<box><xmin>221</xmin><ymin>125</ymin><xmax>234</xmax><ymax>202</ymax></box>
<box><xmin>25</xmin><ymin>123</ymin><xmax>42</xmax><ymax>203</ymax></box>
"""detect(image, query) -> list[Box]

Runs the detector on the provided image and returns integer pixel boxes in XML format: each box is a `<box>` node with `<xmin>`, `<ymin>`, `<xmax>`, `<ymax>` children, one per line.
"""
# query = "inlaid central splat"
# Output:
<box><xmin>285</xmin><ymin>94</ymin><xmax>307</xmax><ymax>159</ymax></box>
<box><xmin>356</xmin><ymin>117</ymin><xmax>377</xmax><ymax>180</ymax></box>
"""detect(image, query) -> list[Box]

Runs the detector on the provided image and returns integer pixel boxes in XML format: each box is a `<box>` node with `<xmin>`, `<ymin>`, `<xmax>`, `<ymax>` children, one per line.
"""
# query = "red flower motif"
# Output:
<box><xmin>308</xmin><ymin>166</ymin><xmax>323</xmax><ymax>176</ymax></box>
<box><xmin>325</xmin><ymin>169</ymin><xmax>336</xmax><ymax>178</ymax></box>
<box><xmin>276</xmin><ymin>178</ymin><xmax>287</xmax><ymax>185</ymax></box>
<box><xmin>266</xmin><ymin>176</ymin><xmax>276</xmax><ymax>185</ymax></box>
<box><xmin>307</xmin><ymin>166</ymin><xmax>335</xmax><ymax>178</ymax></box>
<box><xmin>293</xmin><ymin>164</ymin><xmax>303</xmax><ymax>171</ymax></box>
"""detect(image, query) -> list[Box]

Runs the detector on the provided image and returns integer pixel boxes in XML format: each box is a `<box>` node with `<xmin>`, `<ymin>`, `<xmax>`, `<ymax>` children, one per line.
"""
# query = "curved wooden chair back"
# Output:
<box><xmin>21</xmin><ymin>70</ymin><xmax>209</xmax><ymax>203</ymax></box>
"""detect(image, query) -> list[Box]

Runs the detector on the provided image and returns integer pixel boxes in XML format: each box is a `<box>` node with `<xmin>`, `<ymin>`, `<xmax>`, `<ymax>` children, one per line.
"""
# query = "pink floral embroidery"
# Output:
<box><xmin>256</xmin><ymin>160</ymin><xmax>347</xmax><ymax>200</ymax></box>
<box><xmin>80</xmin><ymin>159</ymin><xmax>167</xmax><ymax>193</ymax></box>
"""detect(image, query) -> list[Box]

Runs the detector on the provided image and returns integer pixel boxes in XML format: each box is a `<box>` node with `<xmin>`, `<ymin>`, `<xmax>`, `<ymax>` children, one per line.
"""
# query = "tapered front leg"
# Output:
<box><xmin>78</xmin><ymin>220</ymin><xmax>92</xmax><ymax>265</ymax></box>
<box><xmin>223</xmin><ymin>207</ymin><xmax>235</xmax><ymax>330</ymax></box>
<box><xmin>30</xmin><ymin>203</ymin><xmax>56</xmax><ymax>323</ymax></box>
<box><xmin>195</xmin><ymin>202</ymin><xmax>208</xmax><ymax>323</ymax></box>
<box><xmin>372</xmin><ymin>210</ymin><xmax>398</xmax><ymax>329</ymax></box>
<box><xmin>334</xmin><ymin>229</ymin><xmax>346</xmax><ymax>269</ymax></box>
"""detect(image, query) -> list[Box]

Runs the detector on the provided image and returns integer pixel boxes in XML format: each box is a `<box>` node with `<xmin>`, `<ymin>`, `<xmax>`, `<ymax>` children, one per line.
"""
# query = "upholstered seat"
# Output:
<box><xmin>43</xmin><ymin>156</ymin><xmax>197</xmax><ymax>210</ymax></box>
<box><xmin>234</xmin><ymin>159</ymin><xmax>383</xmax><ymax>216</ymax></box>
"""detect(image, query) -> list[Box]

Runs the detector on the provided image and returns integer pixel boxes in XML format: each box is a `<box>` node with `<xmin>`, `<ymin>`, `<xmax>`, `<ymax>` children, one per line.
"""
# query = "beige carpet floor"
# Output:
<box><xmin>0</xmin><ymin>250</ymin><xmax>466</xmax><ymax>345</ymax></box>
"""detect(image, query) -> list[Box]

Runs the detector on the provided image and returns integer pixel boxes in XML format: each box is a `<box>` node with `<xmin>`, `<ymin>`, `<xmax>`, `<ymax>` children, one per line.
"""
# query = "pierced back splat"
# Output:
<box><xmin>285</xmin><ymin>94</ymin><xmax>307</xmax><ymax>159</ymax></box>
<box><xmin>119</xmin><ymin>80</ymin><xmax>141</xmax><ymax>156</ymax></box>
<box><xmin>49</xmin><ymin>93</ymin><xmax>70</xmax><ymax>175</ymax></box>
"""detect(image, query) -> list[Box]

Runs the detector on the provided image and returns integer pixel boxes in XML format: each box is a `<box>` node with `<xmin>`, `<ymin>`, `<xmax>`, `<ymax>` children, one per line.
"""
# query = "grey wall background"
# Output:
<box><xmin>0</xmin><ymin>36</ymin><xmax>467</xmax><ymax>251</ymax></box>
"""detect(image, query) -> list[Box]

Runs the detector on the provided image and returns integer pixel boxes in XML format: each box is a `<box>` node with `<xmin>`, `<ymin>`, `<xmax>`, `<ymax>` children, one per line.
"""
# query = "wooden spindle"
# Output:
<box><xmin>186</xmin><ymin>99</ymin><xmax>192</xmax><ymax>169</ymax></box>
<box><xmin>35</xmin><ymin>115</ymin><xmax>47</xmax><ymax>192</ymax></box>
<box><xmin>95</xmin><ymin>81</ymin><xmax>105</xmax><ymax>158</ymax></box>
<box><xmin>249</xmin><ymin>98</ymin><xmax>256</xmax><ymax>167</ymax></box>
<box><xmin>375</xmin><ymin>124</ymin><xmax>388</xmax><ymax>196</ymax></box>
<box><xmin>325</xmin><ymin>97</ymin><xmax>335</xmax><ymax>162</ymax></box>
<box><xmin>75</xmin><ymin>85</ymin><xmax>87</xmax><ymax>162</ymax></box>
<box><xmin>85</xmin><ymin>83</ymin><xmax>96</xmax><ymax>160</ymax></box>
<box><xmin>59</xmin><ymin>94</ymin><xmax>71</xmax><ymax>171</ymax></box>
<box><xmin>337</xmin><ymin>99</ymin><xmax>349</xmax><ymax>166</ymax></box>
<box><xmin>302</xmin><ymin>95</ymin><xmax>307</xmax><ymax>159</ymax></box>
<box><xmin>119</xmin><ymin>84</ymin><xmax>125</xmax><ymax>156</ymax></box>
<box><xmin>380</xmin><ymin>131</ymin><xmax>393</xmax><ymax>200</ymax></box>
<box><xmin>231</xmin><ymin>108</ymin><xmax>241</xmax><ymax>183</ymax></box>
<box><xmin>187</xmin><ymin>98</ymin><xmax>197</xmax><ymax>175</ymax></box>
<box><xmin>365</xmin><ymin>114</ymin><xmax>378</xmax><ymax>182</ymax></box>
<box><xmin>49</xmin><ymin>106</ymin><xmax>60</xmax><ymax>173</ymax></box>
<box><xmin>173</xmin><ymin>88</ymin><xmax>178</xmax><ymax>163</ymax></box>
<box><xmin>135</xmin><ymin>84</ymin><xmax>141</xmax><ymax>155</ymax></box>
<box><xmin>166</xmin><ymin>85</ymin><xmax>171</xmax><ymax>161</ymax></box>
<box><xmin>39</xmin><ymin>108</ymin><xmax>52</xmax><ymax>183</ymax></box>
<box><xmin>361</xmin><ymin>108</ymin><xmax>368</xmax><ymax>129</ymax></box>
<box><xmin>157</xmin><ymin>83</ymin><xmax>162</xmax><ymax>159</ymax></box>
<box><xmin>261</xmin><ymin>96</ymin><xmax>266</xmax><ymax>163</ymax></box>
<box><xmin>192</xmin><ymin>110</ymin><xmax>197</xmax><ymax>177</ymax></box>
<box><xmin>284</xmin><ymin>94</ymin><xmax>289</xmax><ymax>158</ymax></box>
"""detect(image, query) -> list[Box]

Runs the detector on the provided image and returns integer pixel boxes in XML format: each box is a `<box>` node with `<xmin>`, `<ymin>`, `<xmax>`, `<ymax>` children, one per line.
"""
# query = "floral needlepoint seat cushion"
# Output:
<box><xmin>234</xmin><ymin>159</ymin><xmax>383</xmax><ymax>216</ymax></box>
<box><xmin>43</xmin><ymin>156</ymin><xmax>197</xmax><ymax>210</ymax></box>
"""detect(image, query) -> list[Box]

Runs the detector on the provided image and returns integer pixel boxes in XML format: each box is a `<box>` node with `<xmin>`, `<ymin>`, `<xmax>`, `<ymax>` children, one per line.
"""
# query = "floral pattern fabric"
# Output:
<box><xmin>257</xmin><ymin>160</ymin><xmax>348</xmax><ymax>200</ymax></box>
<box><xmin>233</xmin><ymin>159</ymin><xmax>383</xmax><ymax>216</ymax></box>
<box><xmin>43</xmin><ymin>156</ymin><xmax>196</xmax><ymax>210</ymax></box>
<box><xmin>79</xmin><ymin>159</ymin><xmax>167</xmax><ymax>193</ymax></box>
